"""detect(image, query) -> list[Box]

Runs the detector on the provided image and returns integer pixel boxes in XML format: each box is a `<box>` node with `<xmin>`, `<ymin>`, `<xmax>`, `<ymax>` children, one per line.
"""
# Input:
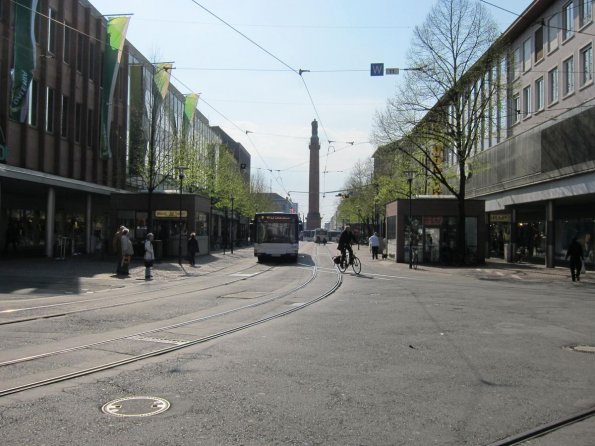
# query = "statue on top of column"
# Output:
<box><xmin>311</xmin><ymin>119</ymin><xmax>318</xmax><ymax>137</ymax></box>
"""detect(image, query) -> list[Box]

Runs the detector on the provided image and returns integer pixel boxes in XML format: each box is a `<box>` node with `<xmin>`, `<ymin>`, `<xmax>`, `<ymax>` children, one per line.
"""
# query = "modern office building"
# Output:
<box><xmin>467</xmin><ymin>0</ymin><xmax>595</xmax><ymax>268</ymax></box>
<box><xmin>0</xmin><ymin>0</ymin><xmax>249</xmax><ymax>258</ymax></box>
<box><xmin>377</xmin><ymin>0</ymin><xmax>595</xmax><ymax>268</ymax></box>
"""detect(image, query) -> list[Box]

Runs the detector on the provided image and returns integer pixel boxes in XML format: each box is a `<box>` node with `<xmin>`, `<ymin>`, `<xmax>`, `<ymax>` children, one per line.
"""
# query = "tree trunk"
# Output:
<box><xmin>456</xmin><ymin>164</ymin><xmax>467</xmax><ymax>265</ymax></box>
<box><xmin>147</xmin><ymin>188</ymin><xmax>154</xmax><ymax>234</ymax></box>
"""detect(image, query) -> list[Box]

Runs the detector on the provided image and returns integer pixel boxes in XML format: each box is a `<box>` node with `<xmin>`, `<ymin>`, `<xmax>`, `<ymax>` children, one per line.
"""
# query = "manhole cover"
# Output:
<box><xmin>568</xmin><ymin>345</ymin><xmax>595</xmax><ymax>354</ymax></box>
<box><xmin>102</xmin><ymin>396</ymin><xmax>170</xmax><ymax>417</ymax></box>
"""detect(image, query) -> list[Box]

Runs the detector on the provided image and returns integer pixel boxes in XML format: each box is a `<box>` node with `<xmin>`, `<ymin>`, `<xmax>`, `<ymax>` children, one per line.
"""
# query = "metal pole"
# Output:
<box><xmin>230</xmin><ymin>196</ymin><xmax>234</xmax><ymax>254</ymax></box>
<box><xmin>408</xmin><ymin>179</ymin><xmax>413</xmax><ymax>269</ymax></box>
<box><xmin>178</xmin><ymin>175</ymin><xmax>183</xmax><ymax>266</ymax></box>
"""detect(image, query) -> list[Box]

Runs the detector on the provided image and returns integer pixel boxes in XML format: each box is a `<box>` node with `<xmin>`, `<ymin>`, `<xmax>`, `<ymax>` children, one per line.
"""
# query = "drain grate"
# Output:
<box><xmin>102</xmin><ymin>396</ymin><xmax>170</xmax><ymax>417</ymax></box>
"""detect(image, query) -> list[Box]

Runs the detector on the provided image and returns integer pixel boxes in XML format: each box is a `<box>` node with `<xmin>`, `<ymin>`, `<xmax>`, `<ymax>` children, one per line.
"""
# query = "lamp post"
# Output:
<box><xmin>404</xmin><ymin>170</ymin><xmax>415</xmax><ymax>269</ymax></box>
<box><xmin>176</xmin><ymin>166</ymin><xmax>188</xmax><ymax>266</ymax></box>
<box><xmin>230</xmin><ymin>193</ymin><xmax>234</xmax><ymax>254</ymax></box>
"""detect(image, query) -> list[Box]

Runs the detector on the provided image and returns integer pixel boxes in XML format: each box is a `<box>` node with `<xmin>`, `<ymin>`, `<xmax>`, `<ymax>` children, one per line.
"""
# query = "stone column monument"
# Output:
<box><xmin>306</xmin><ymin>119</ymin><xmax>321</xmax><ymax>230</ymax></box>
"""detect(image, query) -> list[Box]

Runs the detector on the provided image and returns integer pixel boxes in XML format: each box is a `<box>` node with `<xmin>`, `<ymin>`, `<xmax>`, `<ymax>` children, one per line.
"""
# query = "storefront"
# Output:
<box><xmin>1</xmin><ymin>166</ymin><xmax>113</xmax><ymax>258</ymax></box>
<box><xmin>110</xmin><ymin>192</ymin><xmax>211</xmax><ymax>258</ymax></box>
<box><xmin>385</xmin><ymin>197</ymin><xmax>486</xmax><ymax>265</ymax></box>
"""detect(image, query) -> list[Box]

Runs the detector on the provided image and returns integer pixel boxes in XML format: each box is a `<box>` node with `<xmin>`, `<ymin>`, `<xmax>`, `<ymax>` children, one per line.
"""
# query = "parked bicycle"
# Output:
<box><xmin>334</xmin><ymin>251</ymin><xmax>361</xmax><ymax>275</ymax></box>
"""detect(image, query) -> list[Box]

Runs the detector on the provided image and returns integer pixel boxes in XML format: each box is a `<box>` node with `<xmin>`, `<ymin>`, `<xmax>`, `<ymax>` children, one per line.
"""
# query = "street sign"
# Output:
<box><xmin>370</xmin><ymin>63</ymin><xmax>384</xmax><ymax>76</ymax></box>
<box><xmin>385</xmin><ymin>68</ymin><xmax>400</xmax><ymax>75</ymax></box>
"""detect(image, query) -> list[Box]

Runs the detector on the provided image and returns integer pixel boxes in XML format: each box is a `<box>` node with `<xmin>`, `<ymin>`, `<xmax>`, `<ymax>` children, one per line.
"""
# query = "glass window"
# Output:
<box><xmin>523</xmin><ymin>85</ymin><xmax>532</xmax><ymax>118</ymax></box>
<box><xmin>27</xmin><ymin>79</ymin><xmax>38</xmax><ymax>127</ymax></box>
<box><xmin>513</xmin><ymin>47</ymin><xmax>521</xmax><ymax>79</ymax></box>
<box><xmin>547</xmin><ymin>15</ymin><xmax>559</xmax><ymax>52</ymax></box>
<box><xmin>87</xmin><ymin>109</ymin><xmax>94</xmax><ymax>147</ymax></box>
<box><xmin>563</xmin><ymin>56</ymin><xmax>575</xmax><ymax>95</ymax></box>
<box><xmin>580</xmin><ymin>0</ymin><xmax>592</xmax><ymax>27</ymax></box>
<box><xmin>47</xmin><ymin>8</ymin><xmax>56</xmax><ymax>53</ymax></box>
<box><xmin>549</xmin><ymin>66</ymin><xmax>559</xmax><ymax>104</ymax></box>
<box><xmin>563</xmin><ymin>1</ymin><xmax>574</xmax><ymax>40</ymax></box>
<box><xmin>45</xmin><ymin>87</ymin><xmax>54</xmax><ymax>133</ymax></box>
<box><xmin>581</xmin><ymin>44</ymin><xmax>593</xmax><ymax>85</ymax></box>
<box><xmin>63</xmin><ymin>24</ymin><xmax>71</xmax><ymax>64</ymax></box>
<box><xmin>523</xmin><ymin>37</ymin><xmax>532</xmax><ymax>72</ymax></box>
<box><xmin>535</xmin><ymin>77</ymin><xmax>544</xmax><ymax>111</ymax></box>
<box><xmin>61</xmin><ymin>95</ymin><xmax>69</xmax><ymax>138</ymax></box>
<box><xmin>534</xmin><ymin>26</ymin><xmax>544</xmax><ymax>61</ymax></box>
<box><xmin>512</xmin><ymin>94</ymin><xmax>521</xmax><ymax>124</ymax></box>
<box><xmin>75</xmin><ymin>103</ymin><xmax>82</xmax><ymax>142</ymax></box>
<box><xmin>76</xmin><ymin>34</ymin><xmax>85</xmax><ymax>73</ymax></box>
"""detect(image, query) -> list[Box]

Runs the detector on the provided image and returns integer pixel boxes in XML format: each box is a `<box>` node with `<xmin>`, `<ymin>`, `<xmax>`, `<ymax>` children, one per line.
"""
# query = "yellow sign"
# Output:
<box><xmin>490</xmin><ymin>214</ymin><xmax>511</xmax><ymax>223</ymax></box>
<box><xmin>155</xmin><ymin>210</ymin><xmax>187</xmax><ymax>218</ymax></box>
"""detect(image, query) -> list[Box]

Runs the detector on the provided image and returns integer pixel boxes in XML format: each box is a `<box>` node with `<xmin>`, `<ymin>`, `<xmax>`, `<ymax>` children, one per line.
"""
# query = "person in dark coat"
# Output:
<box><xmin>337</xmin><ymin>226</ymin><xmax>356</xmax><ymax>265</ymax></box>
<box><xmin>187</xmin><ymin>232</ymin><xmax>199</xmax><ymax>266</ymax></box>
<box><xmin>565</xmin><ymin>237</ymin><xmax>584</xmax><ymax>282</ymax></box>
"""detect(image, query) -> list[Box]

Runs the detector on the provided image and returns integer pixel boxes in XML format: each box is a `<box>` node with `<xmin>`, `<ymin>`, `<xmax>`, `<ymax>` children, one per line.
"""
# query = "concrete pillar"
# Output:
<box><xmin>86</xmin><ymin>194</ymin><xmax>92</xmax><ymax>254</ymax></box>
<box><xmin>509</xmin><ymin>208</ymin><xmax>517</xmax><ymax>263</ymax></box>
<box><xmin>546</xmin><ymin>200</ymin><xmax>555</xmax><ymax>268</ymax></box>
<box><xmin>46</xmin><ymin>187</ymin><xmax>55</xmax><ymax>258</ymax></box>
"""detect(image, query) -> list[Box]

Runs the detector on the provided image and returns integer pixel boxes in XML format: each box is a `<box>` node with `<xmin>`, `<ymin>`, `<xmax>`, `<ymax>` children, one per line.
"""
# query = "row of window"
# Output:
<box><xmin>513</xmin><ymin>43</ymin><xmax>593</xmax><ymax>122</ymax></box>
<box><xmin>513</xmin><ymin>0</ymin><xmax>592</xmax><ymax>78</ymax></box>
<box><xmin>26</xmin><ymin>80</ymin><xmax>98</xmax><ymax>146</ymax></box>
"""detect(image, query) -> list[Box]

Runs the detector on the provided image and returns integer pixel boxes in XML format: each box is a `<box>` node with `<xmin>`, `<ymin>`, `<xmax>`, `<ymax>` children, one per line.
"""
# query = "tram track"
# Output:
<box><xmin>0</xmin><ymin>261</ymin><xmax>273</xmax><ymax>326</ymax></box>
<box><xmin>486</xmin><ymin>406</ymin><xmax>595</xmax><ymax>445</ymax></box>
<box><xmin>0</xmin><ymin>246</ymin><xmax>342</xmax><ymax>398</ymax></box>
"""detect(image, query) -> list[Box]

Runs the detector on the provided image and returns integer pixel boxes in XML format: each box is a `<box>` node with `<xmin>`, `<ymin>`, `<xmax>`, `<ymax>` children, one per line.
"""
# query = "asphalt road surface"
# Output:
<box><xmin>0</xmin><ymin>243</ymin><xmax>594</xmax><ymax>445</ymax></box>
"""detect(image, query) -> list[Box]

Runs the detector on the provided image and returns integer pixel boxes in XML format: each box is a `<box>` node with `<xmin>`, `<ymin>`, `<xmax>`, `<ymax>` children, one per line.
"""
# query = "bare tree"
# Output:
<box><xmin>337</xmin><ymin>159</ymin><xmax>376</xmax><ymax>235</ymax></box>
<box><xmin>374</xmin><ymin>0</ymin><xmax>503</xmax><ymax>264</ymax></box>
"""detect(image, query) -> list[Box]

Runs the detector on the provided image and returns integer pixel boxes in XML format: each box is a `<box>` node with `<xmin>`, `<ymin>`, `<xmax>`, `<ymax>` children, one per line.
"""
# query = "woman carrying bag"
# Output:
<box><xmin>144</xmin><ymin>233</ymin><xmax>155</xmax><ymax>280</ymax></box>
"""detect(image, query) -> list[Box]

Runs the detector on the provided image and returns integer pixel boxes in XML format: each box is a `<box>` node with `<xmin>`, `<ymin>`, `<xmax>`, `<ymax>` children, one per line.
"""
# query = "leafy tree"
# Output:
<box><xmin>374</xmin><ymin>0</ymin><xmax>502</xmax><ymax>263</ymax></box>
<box><xmin>337</xmin><ymin>159</ymin><xmax>378</xmax><ymax>236</ymax></box>
<box><xmin>128</xmin><ymin>63</ymin><xmax>177</xmax><ymax>232</ymax></box>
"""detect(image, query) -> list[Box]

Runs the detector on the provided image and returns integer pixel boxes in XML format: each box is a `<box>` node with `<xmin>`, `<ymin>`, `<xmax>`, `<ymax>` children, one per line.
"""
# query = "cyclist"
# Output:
<box><xmin>338</xmin><ymin>226</ymin><xmax>356</xmax><ymax>265</ymax></box>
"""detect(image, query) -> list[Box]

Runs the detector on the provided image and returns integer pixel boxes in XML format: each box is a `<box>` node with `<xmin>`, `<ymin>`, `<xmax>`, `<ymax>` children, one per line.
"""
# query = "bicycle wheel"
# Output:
<box><xmin>351</xmin><ymin>256</ymin><xmax>361</xmax><ymax>274</ymax></box>
<box><xmin>337</xmin><ymin>256</ymin><xmax>348</xmax><ymax>273</ymax></box>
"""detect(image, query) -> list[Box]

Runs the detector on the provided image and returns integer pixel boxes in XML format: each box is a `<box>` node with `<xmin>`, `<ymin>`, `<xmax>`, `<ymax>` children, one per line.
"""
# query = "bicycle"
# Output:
<box><xmin>335</xmin><ymin>251</ymin><xmax>361</xmax><ymax>275</ymax></box>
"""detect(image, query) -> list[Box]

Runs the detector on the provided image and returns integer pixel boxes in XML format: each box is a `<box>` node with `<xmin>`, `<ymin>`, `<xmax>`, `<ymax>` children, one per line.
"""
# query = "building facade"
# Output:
<box><xmin>376</xmin><ymin>0</ymin><xmax>595</xmax><ymax>268</ymax></box>
<box><xmin>467</xmin><ymin>0</ymin><xmax>595</xmax><ymax>268</ymax></box>
<box><xmin>0</xmin><ymin>0</ymin><xmax>249</xmax><ymax>258</ymax></box>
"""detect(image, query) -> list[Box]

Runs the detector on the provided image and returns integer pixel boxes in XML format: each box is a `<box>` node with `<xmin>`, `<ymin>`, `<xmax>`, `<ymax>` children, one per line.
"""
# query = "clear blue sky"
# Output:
<box><xmin>93</xmin><ymin>0</ymin><xmax>533</xmax><ymax>224</ymax></box>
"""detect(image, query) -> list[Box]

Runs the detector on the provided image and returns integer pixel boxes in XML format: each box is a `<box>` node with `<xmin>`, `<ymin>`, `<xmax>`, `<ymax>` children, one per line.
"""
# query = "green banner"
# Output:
<box><xmin>9</xmin><ymin>0</ymin><xmax>38</xmax><ymax>122</ymax></box>
<box><xmin>99</xmin><ymin>16</ymin><xmax>130</xmax><ymax>160</ymax></box>
<box><xmin>182</xmin><ymin>93</ymin><xmax>199</xmax><ymax>139</ymax></box>
<box><xmin>153</xmin><ymin>63</ymin><xmax>173</xmax><ymax>102</ymax></box>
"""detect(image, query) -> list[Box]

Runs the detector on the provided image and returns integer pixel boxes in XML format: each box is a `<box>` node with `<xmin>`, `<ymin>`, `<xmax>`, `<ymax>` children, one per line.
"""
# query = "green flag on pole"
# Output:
<box><xmin>182</xmin><ymin>93</ymin><xmax>199</xmax><ymax>139</ymax></box>
<box><xmin>9</xmin><ymin>0</ymin><xmax>39</xmax><ymax>122</ymax></box>
<box><xmin>153</xmin><ymin>63</ymin><xmax>173</xmax><ymax>102</ymax></box>
<box><xmin>99</xmin><ymin>16</ymin><xmax>130</xmax><ymax>160</ymax></box>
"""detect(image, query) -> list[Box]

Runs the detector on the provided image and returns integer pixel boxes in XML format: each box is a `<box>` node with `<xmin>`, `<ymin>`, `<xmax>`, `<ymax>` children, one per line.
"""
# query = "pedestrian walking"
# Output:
<box><xmin>187</xmin><ymin>232</ymin><xmax>199</xmax><ymax>266</ymax></box>
<box><xmin>120</xmin><ymin>228</ymin><xmax>134</xmax><ymax>276</ymax></box>
<box><xmin>369</xmin><ymin>232</ymin><xmax>380</xmax><ymax>259</ymax></box>
<box><xmin>144</xmin><ymin>233</ymin><xmax>155</xmax><ymax>280</ymax></box>
<box><xmin>112</xmin><ymin>226</ymin><xmax>125</xmax><ymax>275</ymax></box>
<box><xmin>565</xmin><ymin>236</ymin><xmax>584</xmax><ymax>282</ymax></box>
